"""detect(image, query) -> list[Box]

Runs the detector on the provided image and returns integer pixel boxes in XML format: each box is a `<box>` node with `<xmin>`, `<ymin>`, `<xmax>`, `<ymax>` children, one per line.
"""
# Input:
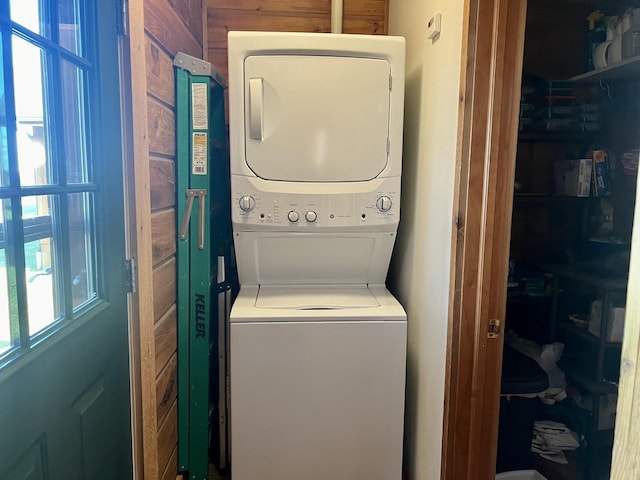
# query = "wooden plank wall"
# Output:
<box><xmin>207</xmin><ymin>0</ymin><xmax>389</xmax><ymax>105</ymax></box>
<box><xmin>129</xmin><ymin>0</ymin><xmax>204</xmax><ymax>479</ymax></box>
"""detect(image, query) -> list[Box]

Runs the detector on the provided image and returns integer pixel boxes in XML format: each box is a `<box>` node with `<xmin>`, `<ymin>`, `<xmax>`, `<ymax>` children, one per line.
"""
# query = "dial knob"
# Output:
<box><xmin>239</xmin><ymin>195</ymin><xmax>256</xmax><ymax>212</ymax></box>
<box><xmin>376</xmin><ymin>196</ymin><xmax>392</xmax><ymax>212</ymax></box>
<box><xmin>288</xmin><ymin>211</ymin><xmax>300</xmax><ymax>223</ymax></box>
<box><xmin>305</xmin><ymin>211</ymin><xmax>317</xmax><ymax>223</ymax></box>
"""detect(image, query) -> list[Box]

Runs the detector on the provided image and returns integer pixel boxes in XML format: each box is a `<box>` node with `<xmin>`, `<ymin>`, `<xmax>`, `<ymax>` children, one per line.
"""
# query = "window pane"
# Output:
<box><xmin>0</xmin><ymin>201</ymin><xmax>19</xmax><ymax>355</ymax></box>
<box><xmin>58</xmin><ymin>0</ymin><xmax>83</xmax><ymax>57</ymax></box>
<box><xmin>69</xmin><ymin>193</ymin><xmax>96</xmax><ymax>309</ymax></box>
<box><xmin>13</xmin><ymin>36</ymin><xmax>53</xmax><ymax>186</ymax></box>
<box><xmin>9</xmin><ymin>0</ymin><xmax>49</xmax><ymax>38</ymax></box>
<box><xmin>23</xmin><ymin>195</ymin><xmax>61</xmax><ymax>336</ymax></box>
<box><xmin>0</xmin><ymin>248</ymin><xmax>15</xmax><ymax>355</ymax></box>
<box><xmin>0</xmin><ymin>33</ymin><xmax>8</xmax><ymax>187</ymax></box>
<box><xmin>61</xmin><ymin>61</ymin><xmax>89</xmax><ymax>183</ymax></box>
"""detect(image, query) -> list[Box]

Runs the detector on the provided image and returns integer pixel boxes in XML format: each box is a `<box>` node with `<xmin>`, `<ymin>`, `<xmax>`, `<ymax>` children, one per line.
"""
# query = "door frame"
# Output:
<box><xmin>443</xmin><ymin>0</ymin><xmax>640</xmax><ymax>477</ymax></box>
<box><xmin>442</xmin><ymin>0</ymin><xmax>527</xmax><ymax>477</ymax></box>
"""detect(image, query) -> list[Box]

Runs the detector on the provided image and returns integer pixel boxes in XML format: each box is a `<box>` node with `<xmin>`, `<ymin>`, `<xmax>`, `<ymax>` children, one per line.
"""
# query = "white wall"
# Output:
<box><xmin>387</xmin><ymin>1</ymin><xmax>464</xmax><ymax>478</ymax></box>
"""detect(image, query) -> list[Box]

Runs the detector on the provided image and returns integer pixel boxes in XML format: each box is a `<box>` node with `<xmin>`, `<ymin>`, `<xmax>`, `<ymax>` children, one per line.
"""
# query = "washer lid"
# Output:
<box><xmin>243</xmin><ymin>55</ymin><xmax>391</xmax><ymax>182</ymax></box>
<box><xmin>255</xmin><ymin>285</ymin><xmax>380</xmax><ymax>309</ymax></box>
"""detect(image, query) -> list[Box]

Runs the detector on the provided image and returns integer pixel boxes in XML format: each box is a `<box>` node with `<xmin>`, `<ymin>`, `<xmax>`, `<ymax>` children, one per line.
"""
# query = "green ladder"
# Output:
<box><xmin>174</xmin><ymin>52</ymin><xmax>228</xmax><ymax>480</ymax></box>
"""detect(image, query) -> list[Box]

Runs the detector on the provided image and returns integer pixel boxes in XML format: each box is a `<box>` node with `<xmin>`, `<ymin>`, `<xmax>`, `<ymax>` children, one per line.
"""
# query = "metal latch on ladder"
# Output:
<box><xmin>179</xmin><ymin>189</ymin><xmax>207</xmax><ymax>250</ymax></box>
<box><xmin>488</xmin><ymin>319</ymin><xmax>501</xmax><ymax>339</ymax></box>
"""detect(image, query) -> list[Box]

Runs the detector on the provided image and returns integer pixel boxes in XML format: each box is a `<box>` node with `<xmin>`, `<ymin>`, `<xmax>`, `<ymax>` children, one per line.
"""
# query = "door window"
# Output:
<box><xmin>0</xmin><ymin>1</ymin><xmax>99</xmax><ymax>362</ymax></box>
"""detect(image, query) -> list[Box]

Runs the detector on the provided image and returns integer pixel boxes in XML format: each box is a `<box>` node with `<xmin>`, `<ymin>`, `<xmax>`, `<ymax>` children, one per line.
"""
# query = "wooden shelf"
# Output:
<box><xmin>570</xmin><ymin>55</ymin><xmax>640</xmax><ymax>83</ymax></box>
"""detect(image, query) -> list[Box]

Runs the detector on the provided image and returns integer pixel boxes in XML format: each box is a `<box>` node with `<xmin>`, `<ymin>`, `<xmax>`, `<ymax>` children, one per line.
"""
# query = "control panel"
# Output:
<box><xmin>232</xmin><ymin>177</ymin><xmax>401</xmax><ymax>230</ymax></box>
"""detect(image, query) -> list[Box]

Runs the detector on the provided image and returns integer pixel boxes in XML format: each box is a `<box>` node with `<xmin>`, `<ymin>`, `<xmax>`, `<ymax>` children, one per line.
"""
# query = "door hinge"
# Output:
<box><xmin>389</xmin><ymin>74</ymin><xmax>393</xmax><ymax>91</ymax></box>
<box><xmin>487</xmin><ymin>319</ymin><xmax>501</xmax><ymax>339</ymax></box>
<box><xmin>116</xmin><ymin>0</ymin><xmax>129</xmax><ymax>37</ymax></box>
<box><xmin>123</xmin><ymin>258</ymin><xmax>137</xmax><ymax>294</ymax></box>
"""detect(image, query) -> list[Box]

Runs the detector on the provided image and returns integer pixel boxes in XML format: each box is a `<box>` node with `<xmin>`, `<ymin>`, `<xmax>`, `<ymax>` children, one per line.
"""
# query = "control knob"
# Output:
<box><xmin>239</xmin><ymin>195</ymin><xmax>256</xmax><ymax>212</ymax></box>
<box><xmin>288</xmin><ymin>211</ymin><xmax>300</xmax><ymax>223</ymax></box>
<box><xmin>305</xmin><ymin>211</ymin><xmax>317</xmax><ymax>223</ymax></box>
<box><xmin>376</xmin><ymin>195</ymin><xmax>392</xmax><ymax>212</ymax></box>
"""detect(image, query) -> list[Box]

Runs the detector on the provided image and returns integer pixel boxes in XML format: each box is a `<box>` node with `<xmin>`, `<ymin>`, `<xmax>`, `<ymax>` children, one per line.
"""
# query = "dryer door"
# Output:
<box><xmin>243</xmin><ymin>55</ymin><xmax>391</xmax><ymax>182</ymax></box>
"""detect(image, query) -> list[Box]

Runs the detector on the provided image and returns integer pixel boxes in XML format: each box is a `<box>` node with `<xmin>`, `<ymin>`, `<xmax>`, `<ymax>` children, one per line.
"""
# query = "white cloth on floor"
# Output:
<box><xmin>531</xmin><ymin>420</ymin><xmax>580</xmax><ymax>464</ymax></box>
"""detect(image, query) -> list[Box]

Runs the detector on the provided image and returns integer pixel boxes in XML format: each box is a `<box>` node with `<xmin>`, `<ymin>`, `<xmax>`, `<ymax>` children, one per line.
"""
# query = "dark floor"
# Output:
<box><xmin>209</xmin><ymin>453</ymin><xmax>610</xmax><ymax>480</ymax></box>
<box><xmin>208</xmin><ymin>464</ymin><xmax>230</xmax><ymax>480</ymax></box>
<box><xmin>535</xmin><ymin>450</ymin><xmax>611</xmax><ymax>480</ymax></box>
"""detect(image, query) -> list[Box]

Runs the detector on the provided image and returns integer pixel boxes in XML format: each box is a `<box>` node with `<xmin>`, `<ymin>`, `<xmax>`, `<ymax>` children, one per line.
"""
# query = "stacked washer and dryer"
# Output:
<box><xmin>227</xmin><ymin>32</ymin><xmax>407</xmax><ymax>479</ymax></box>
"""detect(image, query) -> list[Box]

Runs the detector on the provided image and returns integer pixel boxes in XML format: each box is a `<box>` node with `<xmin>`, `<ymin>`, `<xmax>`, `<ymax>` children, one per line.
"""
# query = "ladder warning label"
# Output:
<box><xmin>192</xmin><ymin>132</ymin><xmax>208</xmax><ymax>175</ymax></box>
<box><xmin>191</xmin><ymin>83</ymin><xmax>208</xmax><ymax>130</ymax></box>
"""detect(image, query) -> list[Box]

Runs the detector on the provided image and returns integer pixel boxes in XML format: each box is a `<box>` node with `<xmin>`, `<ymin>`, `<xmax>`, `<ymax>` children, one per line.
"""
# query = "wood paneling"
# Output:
<box><xmin>155</xmin><ymin>305</ymin><xmax>178</xmax><ymax>377</ymax></box>
<box><xmin>167</xmin><ymin>0</ymin><xmax>204</xmax><ymax>43</ymax></box>
<box><xmin>151</xmin><ymin>209</ymin><xmax>177</xmax><ymax>265</ymax></box>
<box><xmin>208</xmin><ymin>0</ymin><xmax>328</xmax><ymax>13</ymax></box>
<box><xmin>160</xmin><ymin>447</ymin><xmax>178</xmax><ymax>480</ymax></box>
<box><xmin>208</xmin><ymin>0</ymin><xmax>386</xmax><ymax>18</ymax></box>
<box><xmin>343</xmin><ymin>0</ymin><xmax>387</xmax><ymax>17</ymax></box>
<box><xmin>153</xmin><ymin>258</ymin><xmax>177</xmax><ymax>323</ymax></box>
<box><xmin>157</xmin><ymin>401</ymin><xmax>178</xmax><ymax>479</ymax></box>
<box><xmin>147</xmin><ymin>98</ymin><xmax>176</xmax><ymax>157</ymax></box>
<box><xmin>156</xmin><ymin>354</ymin><xmax>178</xmax><ymax>425</ymax></box>
<box><xmin>145</xmin><ymin>0</ymin><xmax>202</xmax><ymax>57</ymax></box>
<box><xmin>208</xmin><ymin>13</ymin><xmax>328</xmax><ymax>49</ymax></box>
<box><xmin>146</xmin><ymin>37</ymin><xmax>175</xmax><ymax>106</ymax></box>
<box><xmin>150</xmin><ymin>157</ymin><xmax>176</xmax><ymax>211</ymax></box>
<box><xmin>342</xmin><ymin>17</ymin><xmax>383</xmax><ymax>34</ymax></box>
<box><xmin>206</xmin><ymin>49</ymin><xmax>228</xmax><ymax>80</ymax></box>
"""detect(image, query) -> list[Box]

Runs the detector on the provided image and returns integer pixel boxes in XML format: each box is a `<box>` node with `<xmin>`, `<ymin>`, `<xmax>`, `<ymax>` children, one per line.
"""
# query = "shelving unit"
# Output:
<box><xmin>570</xmin><ymin>55</ymin><xmax>640</xmax><ymax>83</ymax></box>
<box><xmin>545</xmin><ymin>263</ymin><xmax>626</xmax><ymax>478</ymax></box>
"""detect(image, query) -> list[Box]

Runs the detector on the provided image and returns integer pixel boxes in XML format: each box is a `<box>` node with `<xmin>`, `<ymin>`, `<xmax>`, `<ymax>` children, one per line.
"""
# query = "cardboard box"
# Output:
<box><xmin>554</xmin><ymin>158</ymin><xmax>592</xmax><ymax>197</ymax></box>
<box><xmin>592</xmin><ymin>150</ymin><xmax>611</xmax><ymax>196</ymax></box>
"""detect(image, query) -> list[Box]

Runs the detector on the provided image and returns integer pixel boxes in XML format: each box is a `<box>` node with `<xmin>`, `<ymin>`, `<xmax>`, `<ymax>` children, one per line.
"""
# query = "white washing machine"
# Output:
<box><xmin>228</xmin><ymin>32</ymin><xmax>407</xmax><ymax>479</ymax></box>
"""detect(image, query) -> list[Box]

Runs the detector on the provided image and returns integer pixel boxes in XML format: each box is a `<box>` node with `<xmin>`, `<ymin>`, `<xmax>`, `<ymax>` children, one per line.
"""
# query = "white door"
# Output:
<box><xmin>243</xmin><ymin>55</ymin><xmax>391</xmax><ymax>182</ymax></box>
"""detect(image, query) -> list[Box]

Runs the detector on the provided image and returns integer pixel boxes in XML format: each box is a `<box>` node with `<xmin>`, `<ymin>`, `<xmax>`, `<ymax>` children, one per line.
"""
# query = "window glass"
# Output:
<box><xmin>0</xmin><ymin>34</ymin><xmax>8</xmax><ymax>187</ymax></box>
<box><xmin>0</xmin><ymin>202</ymin><xmax>17</xmax><ymax>354</ymax></box>
<box><xmin>0</xmin><ymin>249</ymin><xmax>14</xmax><ymax>355</ymax></box>
<box><xmin>1</xmin><ymin>0</ymin><xmax>99</xmax><ymax>363</ymax></box>
<box><xmin>12</xmin><ymin>36</ymin><xmax>53</xmax><ymax>186</ymax></box>
<box><xmin>23</xmin><ymin>195</ymin><xmax>60</xmax><ymax>336</ymax></box>
<box><xmin>61</xmin><ymin>60</ymin><xmax>89</xmax><ymax>183</ymax></box>
<box><xmin>9</xmin><ymin>0</ymin><xmax>49</xmax><ymax>38</ymax></box>
<box><xmin>58</xmin><ymin>0</ymin><xmax>83</xmax><ymax>57</ymax></box>
<box><xmin>68</xmin><ymin>192</ymin><xmax>96</xmax><ymax>309</ymax></box>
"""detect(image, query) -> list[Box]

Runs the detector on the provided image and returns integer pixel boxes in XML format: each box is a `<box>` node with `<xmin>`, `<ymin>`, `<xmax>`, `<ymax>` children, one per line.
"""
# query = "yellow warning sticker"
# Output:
<box><xmin>192</xmin><ymin>132</ymin><xmax>207</xmax><ymax>175</ymax></box>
